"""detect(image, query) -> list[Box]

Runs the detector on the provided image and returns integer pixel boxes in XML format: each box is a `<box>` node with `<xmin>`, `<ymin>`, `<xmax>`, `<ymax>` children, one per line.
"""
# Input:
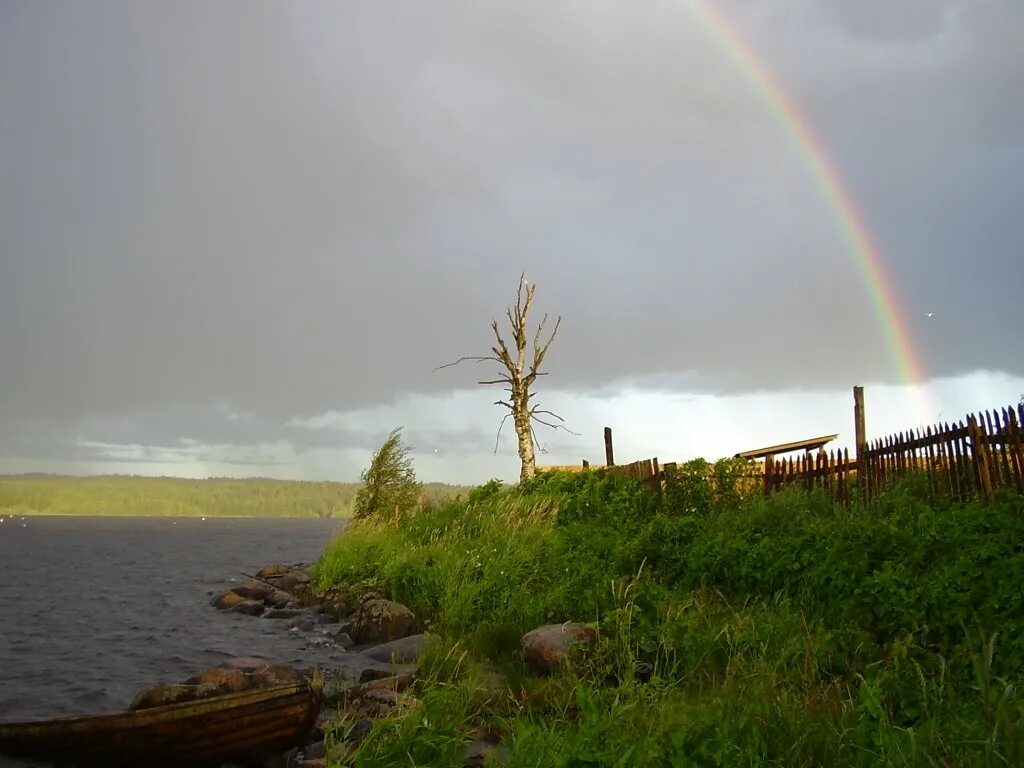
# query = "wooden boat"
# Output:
<box><xmin>0</xmin><ymin>668</ymin><xmax>324</xmax><ymax>767</ymax></box>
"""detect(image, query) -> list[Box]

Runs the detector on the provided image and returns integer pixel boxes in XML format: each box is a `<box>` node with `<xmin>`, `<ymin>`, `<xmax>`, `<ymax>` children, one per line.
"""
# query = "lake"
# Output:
<box><xmin>0</xmin><ymin>515</ymin><xmax>344</xmax><ymax>729</ymax></box>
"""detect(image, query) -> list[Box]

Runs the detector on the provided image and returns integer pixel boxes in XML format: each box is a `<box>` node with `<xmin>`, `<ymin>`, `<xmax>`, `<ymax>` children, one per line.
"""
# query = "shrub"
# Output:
<box><xmin>352</xmin><ymin>427</ymin><xmax>421</xmax><ymax>520</ymax></box>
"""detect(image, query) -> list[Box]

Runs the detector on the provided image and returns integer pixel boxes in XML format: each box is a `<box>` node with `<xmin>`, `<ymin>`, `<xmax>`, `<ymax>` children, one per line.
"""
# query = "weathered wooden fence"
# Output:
<box><xmin>606</xmin><ymin>456</ymin><xmax>662</xmax><ymax>495</ymax></box>
<box><xmin>540</xmin><ymin>396</ymin><xmax>1024</xmax><ymax>506</ymax></box>
<box><xmin>763</xmin><ymin>449</ymin><xmax>854</xmax><ymax>505</ymax></box>
<box><xmin>764</xmin><ymin>403</ymin><xmax>1024</xmax><ymax>504</ymax></box>
<box><xmin>859</xmin><ymin>404</ymin><xmax>1024</xmax><ymax>502</ymax></box>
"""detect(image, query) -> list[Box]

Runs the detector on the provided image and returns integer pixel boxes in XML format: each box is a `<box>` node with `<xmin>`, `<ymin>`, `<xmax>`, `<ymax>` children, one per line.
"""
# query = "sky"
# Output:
<box><xmin>2</xmin><ymin>0</ymin><xmax>1022</xmax><ymax>484</ymax></box>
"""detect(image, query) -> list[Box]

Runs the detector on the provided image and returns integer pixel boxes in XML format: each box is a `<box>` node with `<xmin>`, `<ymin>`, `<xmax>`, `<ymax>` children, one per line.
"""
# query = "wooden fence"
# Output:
<box><xmin>539</xmin><ymin>395</ymin><xmax>1024</xmax><ymax>506</ymax></box>
<box><xmin>764</xmin><ymin>403</ymin><xmax>1024</xmax><ymax>504</ymax></box>
<box><xmin>763</xmin><ymin>449</ymin><xmax>854</xmax><ymax>505</ymax></box>
<box><xmin>606</xmin><ymin>457</ymin><xmax>662</xmax><ymax>495</ymax></box>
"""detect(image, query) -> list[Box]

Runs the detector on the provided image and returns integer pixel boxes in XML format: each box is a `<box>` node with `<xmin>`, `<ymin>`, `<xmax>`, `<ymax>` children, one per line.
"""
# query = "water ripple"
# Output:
<box><xmin>0</xmin><ymin>516</ymin><xmax>341</xmax><ymax>722</ymax></box>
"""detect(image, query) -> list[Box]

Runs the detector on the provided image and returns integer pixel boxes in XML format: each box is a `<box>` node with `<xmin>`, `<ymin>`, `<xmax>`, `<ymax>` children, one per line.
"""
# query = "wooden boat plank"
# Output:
<box><xmin>92</xmin><ymin>701</ymin><xmax>312</xmax><ymax>760</ymax></box>
<box><xmin>0</xmin><ymin>674</ymin><xmax>323</xmax><ymax>767</ymax></box>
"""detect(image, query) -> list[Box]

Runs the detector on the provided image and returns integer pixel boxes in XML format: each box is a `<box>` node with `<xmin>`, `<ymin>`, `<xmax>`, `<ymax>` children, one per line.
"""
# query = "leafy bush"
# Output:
<box><xmin>352</xmin><ymin>427</ymin><xmax>422</xmax><ymax>520</ymax></box>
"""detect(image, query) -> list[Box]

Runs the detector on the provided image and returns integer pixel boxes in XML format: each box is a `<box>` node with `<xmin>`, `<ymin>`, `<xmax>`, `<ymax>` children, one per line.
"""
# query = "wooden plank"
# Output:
<box><xmin>736</xmin><ymin>434</ymin><xmax>838</xmax><ymax>459</ymax></box>
<box><xmin>604</xmin><ymin>427</ymin><xmax>614</xmax><ymax>467</ymax></box>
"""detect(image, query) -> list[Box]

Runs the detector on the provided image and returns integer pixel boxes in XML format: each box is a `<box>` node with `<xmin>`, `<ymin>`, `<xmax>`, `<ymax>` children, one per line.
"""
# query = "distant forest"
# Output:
<box><xmin>0</xmin><ymin>475</ymin><xmax>475</xmax><ymax>518</ymax></box>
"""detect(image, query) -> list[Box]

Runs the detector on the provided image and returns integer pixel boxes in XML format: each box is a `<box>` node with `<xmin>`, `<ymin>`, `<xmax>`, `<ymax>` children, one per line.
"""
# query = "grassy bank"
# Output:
<box><xmin>314</xmin><ymin>468</ymin><xmax>1024</xmax><ymax>766</ymax></box>
<box><xmin>0</xmin><ymin>475</ymin><xmax>471</xmax><ymax>518</ymax></box>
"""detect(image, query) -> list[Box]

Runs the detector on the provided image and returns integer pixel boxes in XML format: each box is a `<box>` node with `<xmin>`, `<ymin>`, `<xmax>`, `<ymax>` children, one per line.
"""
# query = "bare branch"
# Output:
<box><xmin>490</xmin><ymin>319</ymin><xmax>515</xmax><ymax>371</ymax></box>
<box><xmin>529</xmin><ymin>406</ymin><xmax>580</xmax><ymax>435</ymax></box>
<box><xmin>532</xmin><ymin>416</ymin><xmax>581</xmax><ymax>436</ymax></box>
<box><xmin>532</xmin><ymin>313</ymin><xmax>548</xmax><ymax>362</ymax></box>
<box><xmin>478</xmin><ymin>376</ymin><xmax>513</xmax><ymax>386</ymax></box>
<box><xmin>526</xmin><ymin>315</ymin><xmax>561</xmax><ymax>385</ymax></box>
<box><xmin>434</xmin><ymin>355</ymin><xmax>503</xmax><ymax>372</ymax></box>
<box><xmin>494</xmin><ymin>399</ymin><xmax>513</xmax><ymax>410</ymax></box>
<box><xmin>529</xmin><ymin>423</ymin><xmax>547</xmax><ymax>453</ymax></box>
<box><xmin>529</xmin><ymin>407</ymin><xmax>564</xmax><ymax>420</ymax></box>
<box><xmin>493</xmin><ymin>412</ymin><xmax>512</xmax><ymax>454</ymax></box>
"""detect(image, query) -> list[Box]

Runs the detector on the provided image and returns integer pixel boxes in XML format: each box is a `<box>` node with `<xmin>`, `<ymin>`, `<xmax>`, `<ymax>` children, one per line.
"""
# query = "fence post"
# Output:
<box><xmin>967</xmin><ymin>415</ymin><xmax>993</xmax><ymax>502</ymax></box>
<box><xmin>604</xmin><ymin>427</ymin><xmax>615</xmax><ymax>467</ymax></box>
<box><xmin>582</xmin><ymin>459</ymin><xmax>590</xmax><ymax>469</ymax></box>
<box><xmin>854</xmin><ymin>385</ymin><xmax>867</xmax><ymax>498</ymax></box>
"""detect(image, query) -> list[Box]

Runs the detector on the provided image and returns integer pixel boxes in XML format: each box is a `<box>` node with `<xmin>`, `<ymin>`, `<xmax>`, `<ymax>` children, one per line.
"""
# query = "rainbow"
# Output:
<box><xmin>688</xmin><ymin>2</ymin><xmax>934</xmax><ymax>422</ymax></box>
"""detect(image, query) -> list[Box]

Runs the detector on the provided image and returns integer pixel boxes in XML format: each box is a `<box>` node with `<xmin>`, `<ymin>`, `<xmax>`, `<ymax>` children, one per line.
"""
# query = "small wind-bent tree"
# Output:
<box><xmin>354</xmin><ymin>427</ymin><xmax>421</xmax><ymax>520</ymax></box>
<box><xmin>437</xmin><ymin>274</ymin><xmax>573</xmax><ymax>483</ymax></box>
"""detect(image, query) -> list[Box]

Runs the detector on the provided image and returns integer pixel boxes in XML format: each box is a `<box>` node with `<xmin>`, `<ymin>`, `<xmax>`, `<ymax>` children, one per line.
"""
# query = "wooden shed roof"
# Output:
<box><xmin>735</xmin><ymin>434</ymin><xmax>838</xmax><ymax>459</ymax></box>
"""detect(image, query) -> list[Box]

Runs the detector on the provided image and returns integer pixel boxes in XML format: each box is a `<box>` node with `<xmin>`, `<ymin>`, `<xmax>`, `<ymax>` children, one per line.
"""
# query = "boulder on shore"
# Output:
<box><xmin>520</xmin><ymin>623</ymin><xmax>597</xmax><ymax>674</ymax></box>
<box><xmin>256</xmin><ymin>563</ymin><xmax>292</xmax><ymax>579</ymax></box>
<box><xmin>320</xmin><ymin>582</ymin><xmax>386</xmax><ymax>619</ymax></box>
<box><xmin>362</xmin><ymin>634</ymin><xmax>438</xmax><ymax>664</ymax></box>
<box><xmin>210</xmin><ymin>590</ymin><xmax>247</xmax><ymax>610</ymax></box>
<box><xmin>231</xmin><ymin>579</ymin><xmax>275</xmax><ymax>602</ymax></box>
<box><xmin>351</xmin><ymin>599</ymin><xmax>417</xmax><ymax>644</ymax></box>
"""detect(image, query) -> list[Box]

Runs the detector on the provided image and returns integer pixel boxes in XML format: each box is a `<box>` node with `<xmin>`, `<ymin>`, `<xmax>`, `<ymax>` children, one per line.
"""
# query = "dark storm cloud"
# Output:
<box><xmin>2</xmin><ymin>0</ymin><xmax>1021</xmax><ymax>467</ymax></box>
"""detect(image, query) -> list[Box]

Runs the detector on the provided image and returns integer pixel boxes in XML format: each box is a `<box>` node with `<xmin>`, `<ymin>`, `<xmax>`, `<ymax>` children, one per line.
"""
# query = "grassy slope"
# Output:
<box><xmin>0</xmin><ymin>475</ymin><xmax>472</xmax><ymax>518</ymax></box>
<box><xmin>314</xmin><ymin>469</ymin><xmax>1024</xmax><ymax>766</ymax></box>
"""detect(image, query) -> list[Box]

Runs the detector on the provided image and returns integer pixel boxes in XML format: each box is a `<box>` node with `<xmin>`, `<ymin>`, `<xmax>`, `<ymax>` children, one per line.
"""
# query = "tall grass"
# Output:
<box><xmin>314</xmin><ymin>470</ymin><xmax>1024</xmax><ymax>766</ymax></box>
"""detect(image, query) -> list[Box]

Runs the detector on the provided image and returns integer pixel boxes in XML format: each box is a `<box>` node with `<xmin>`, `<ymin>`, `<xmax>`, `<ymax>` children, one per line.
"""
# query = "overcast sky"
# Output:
<box><xmin>2</xmin><ymin>1</ymin><xmax>1022</xmax><ymax>483</ymax></box>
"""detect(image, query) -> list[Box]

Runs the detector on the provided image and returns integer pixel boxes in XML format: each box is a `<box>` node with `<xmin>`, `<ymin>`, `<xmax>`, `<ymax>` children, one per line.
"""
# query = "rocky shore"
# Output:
<box><xmin>171</xmin><ymin>562</ymin><xmax>598</xmax><ymax>767</ymax></box>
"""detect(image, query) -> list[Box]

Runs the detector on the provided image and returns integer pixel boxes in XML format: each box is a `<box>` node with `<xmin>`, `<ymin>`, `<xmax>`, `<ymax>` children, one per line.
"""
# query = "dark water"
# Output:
<box><xmin>0</xmin><ymin>515</ymin><xmax>343</xmax><ymax>724</ymax></box>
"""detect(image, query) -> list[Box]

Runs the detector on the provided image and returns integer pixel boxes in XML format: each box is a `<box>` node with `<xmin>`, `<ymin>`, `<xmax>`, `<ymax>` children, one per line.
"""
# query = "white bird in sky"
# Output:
<box><xmin>926</xmin><ymin>312</ymin><xmax>935</xmax><ymax>318</ymax></box>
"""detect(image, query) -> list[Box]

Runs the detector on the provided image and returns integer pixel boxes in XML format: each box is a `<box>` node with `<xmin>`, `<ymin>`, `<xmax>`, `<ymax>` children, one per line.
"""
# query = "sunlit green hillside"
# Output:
<box><xmin>0</xmin><ymin>475</ymin><xmax>473</xmax><ymax>518</ymax></box>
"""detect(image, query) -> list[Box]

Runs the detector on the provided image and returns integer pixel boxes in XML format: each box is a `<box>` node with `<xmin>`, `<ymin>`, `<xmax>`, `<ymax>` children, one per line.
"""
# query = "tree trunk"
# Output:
<box><xmin>513</xmin><ymin>384</ymin><xmax>535</xmax><ymax>482</ymax></box>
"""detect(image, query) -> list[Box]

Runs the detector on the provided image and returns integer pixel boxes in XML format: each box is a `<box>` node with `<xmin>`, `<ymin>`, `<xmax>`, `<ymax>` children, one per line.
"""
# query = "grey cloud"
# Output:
<box><xmin>1</xmin><ymin>1</ymin><xmax>1021</xmax><ymax>472</ymax></box>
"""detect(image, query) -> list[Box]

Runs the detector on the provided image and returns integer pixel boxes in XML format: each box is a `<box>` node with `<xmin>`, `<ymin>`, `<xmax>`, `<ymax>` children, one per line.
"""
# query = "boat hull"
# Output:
<box><xmin>0</xmin><ymin>674</ymin><xmax>323</xmax><ymax>767</ymax></box>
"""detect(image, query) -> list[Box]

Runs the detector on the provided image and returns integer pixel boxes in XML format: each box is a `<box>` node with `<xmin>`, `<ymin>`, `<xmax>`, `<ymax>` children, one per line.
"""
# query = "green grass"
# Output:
<box><xmin>0</xmin><ymin>475</ymin><xmax>472</xmax><ymax>518</ymax></box>
<box><xmin>314</xmin><ymin>469</ymin><xmax>1024</xmax><ymax>766</ymax></box>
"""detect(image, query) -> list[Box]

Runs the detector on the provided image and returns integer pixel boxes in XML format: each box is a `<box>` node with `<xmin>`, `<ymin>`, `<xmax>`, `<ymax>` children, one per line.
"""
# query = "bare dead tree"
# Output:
<box><xmin>436</xmin><ymin>273</ymin><xmax>574</xmax><ymax>483</ymax></box>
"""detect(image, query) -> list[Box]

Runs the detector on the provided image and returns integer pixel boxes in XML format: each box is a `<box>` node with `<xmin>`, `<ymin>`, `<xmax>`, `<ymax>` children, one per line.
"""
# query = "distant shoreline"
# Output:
<box><xmin>0</xmin><ymin>475</ymin><xmax>473</xmax><ymax>519</ymax></box>
<box><xmin>1</xmin><ymin>512</ymin><xmax>347</xmax><ymax>519</ymax></box>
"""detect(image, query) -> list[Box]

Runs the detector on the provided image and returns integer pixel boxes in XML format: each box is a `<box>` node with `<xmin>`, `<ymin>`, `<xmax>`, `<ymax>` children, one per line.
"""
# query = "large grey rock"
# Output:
<box><xmin>362</xmin><ymin>634</ymin><xmax>438</xmax><ymax>664</ymax></box>
<box><xmin>520</xmin><ymin>622</ymin><xmax>597</xmax><ymax>674</ymax></box>
<box><xmin>351</xmin><ymin>599</ymin><xmax>417</xmax><ymax>644</ymax></box>
<box><xmin>319</xmin><ymin>582</ymin><xmax>387</xmax><ymax>619</ymax></box>
<box><xmin>231</xmin><ymin>579</ymin><xmax>275</xmax><ymax>601</ymax></box>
